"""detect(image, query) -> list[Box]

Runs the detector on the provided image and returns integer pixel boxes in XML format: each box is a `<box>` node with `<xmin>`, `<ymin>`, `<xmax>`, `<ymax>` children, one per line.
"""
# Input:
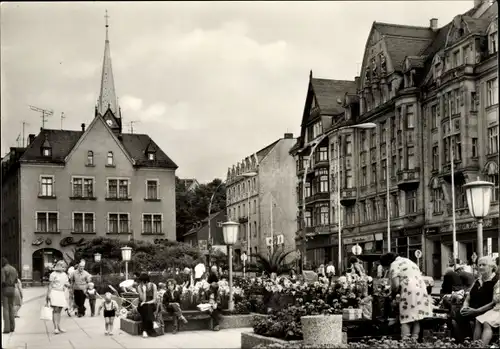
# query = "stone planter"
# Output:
<box><xmin>120</xmin><ymin>318</ymin><xmax>142</xmax><ymax>336</ymax></box>
<box><xmin>241</xmin><ymin>332</ymin><xmax>301</xmax><ymax>349</ymax></box>
<box><xmin>219</xmin><ymin>314</ymin><xmax>254</xmax><ymax>329</ymax></box>
<box><xmin>301</xmin><ymin>314</ymin><xmax>343</xmax><ymax>346</ymax></box>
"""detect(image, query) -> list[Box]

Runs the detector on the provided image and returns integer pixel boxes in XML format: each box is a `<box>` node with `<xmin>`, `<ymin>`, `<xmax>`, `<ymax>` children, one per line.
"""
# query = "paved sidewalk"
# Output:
<box><xmin>2</xmin><ymin>296</ymin><xmax>247</xmax><ymax>349</ymax></box>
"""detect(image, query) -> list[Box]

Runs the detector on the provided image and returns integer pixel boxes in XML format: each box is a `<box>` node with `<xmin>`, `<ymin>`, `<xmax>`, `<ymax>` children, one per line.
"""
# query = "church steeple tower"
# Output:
<box><xmin>97</xmin><ymin>10</ymin><xmax>119</xmax><ymax>121</ymax></box>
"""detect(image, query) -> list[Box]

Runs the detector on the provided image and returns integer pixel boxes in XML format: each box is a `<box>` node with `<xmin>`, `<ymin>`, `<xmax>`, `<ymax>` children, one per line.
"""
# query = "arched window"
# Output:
<box><xmin>107</xmin><ymin>151</ymin><xmax>114</xmax><ymax>166</ymax></box>
<box><xmin>87</xmin><ymin>151</ymin><xmax>94</xmax><ymax>166</ymax></box>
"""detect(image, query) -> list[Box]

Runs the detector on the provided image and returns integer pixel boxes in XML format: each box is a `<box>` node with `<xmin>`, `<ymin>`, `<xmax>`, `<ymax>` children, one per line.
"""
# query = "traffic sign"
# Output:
<box><xmin>241</xmin><ymin>253</ymin><xmax>247</xmax><ymax>262</ymax></box>
<box><xmin>351</xmin><ymin>244</ymin><xmax>362</xmax><ymax>256</ymax></box>
<box><xmin>414</xmin><ymin>250</ymin><xmax>422</xmax><ymax>259</ymax></box>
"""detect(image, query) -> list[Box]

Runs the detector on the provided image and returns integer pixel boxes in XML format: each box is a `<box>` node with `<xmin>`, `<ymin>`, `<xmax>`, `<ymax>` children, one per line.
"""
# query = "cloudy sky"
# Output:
<box><xmin>1</xmin><ymin>1</ymin><xmax>474</xmax><ymax>182</ymax></box>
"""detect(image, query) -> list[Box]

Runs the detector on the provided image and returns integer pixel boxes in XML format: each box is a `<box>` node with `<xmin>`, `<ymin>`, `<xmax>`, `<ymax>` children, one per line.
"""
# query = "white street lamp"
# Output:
<box><xmin>222</xmin><ymin>221</ymin><xmax>239</xmax><ymax>311</ymax></box>
<box><xmin>121</xmin><ymin>246</ymin><xmax>132</xmax><ymax>280</ymax></box>
<box><xmin>463</xmin><ymin>178</ymin><xmax>494</xmax><ymax>258</ymax></box>
<box><xmin>94</xmin><ymin>253</ymin><xmax>102</xmax><ymax>280</ymax></box>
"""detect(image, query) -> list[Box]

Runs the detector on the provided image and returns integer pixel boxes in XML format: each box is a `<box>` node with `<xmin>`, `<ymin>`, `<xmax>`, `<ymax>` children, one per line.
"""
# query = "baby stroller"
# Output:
<box><xmin>108</xmin><ymin>285</ymin><xmax>139</xmax><ymax>318</ymax></box>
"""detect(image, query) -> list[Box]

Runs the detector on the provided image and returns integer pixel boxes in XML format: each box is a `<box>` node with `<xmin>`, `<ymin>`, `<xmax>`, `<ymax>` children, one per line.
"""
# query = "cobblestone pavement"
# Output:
<box><xmin>2</xmin><ymin>290</ymin><xmax>248</xmax><ymax>349</ymax></box>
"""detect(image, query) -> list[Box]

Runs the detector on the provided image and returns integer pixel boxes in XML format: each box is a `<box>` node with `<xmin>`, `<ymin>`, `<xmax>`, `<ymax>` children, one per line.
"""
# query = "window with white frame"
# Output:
<box><xmin>487</xmin><ymin>78</ymin><xmax>498</xmax><ymax>107</ymax></box>
<box><xmin>317</xmin><ymin>147</ymin><xmax>328</xmax><ymax>162</ymax></box>
<box><xmin>305</xmin><ymin>182</ymin><xmax>311</xmax><ymax>197</ymax></box>
<box><xmin>406</xmin><ymin>190</ymin><xmax>417</xmax><ymax>214</ymax></box>
<box><xmin>72</xmin><ymin>177</ymin><xmax>94</xmax><ymax>198</ymax></box>
<box><xmin>487</xmin><ymin>174</ymin><xmax>499</xmax><ymax>202</ymax></box>
<box><xmin>142</xmin><ymin>213</ymin><xmax>162</xmax><ymax>234</ymax></box>
<box><xmin>72</xmin><ymin>212</ymin><xmax>95</xmax><ymax>233</ymax></box>
<box><xmin>107</xmin><ymin>151</ymin><xmax>114</xmax><ymax>166</ymax></box>
<box><xmin>108</xmin><ymin>213</ymin><xmax>130</xmax><ymax>233</ymax></box>
<box><xmin>87</xmin><ymin>151</ymin><xmax>94</xmax><ymax>166</ymax></box>
<box><xmin>146</xmin><ymin>180</ymin><xmax>159</xmax><ymax>200</ymax></box>
<box><xmin>36</xmin><ymin>212</ymin><xmax>58</xmax><ymax>232</ymax></box>
<box><xmin>433</xmin><ymin>189</ymin><xmax>443</xmax><ymax>213</ymax></box>
<box><xmin>345</xmin><ymin>135</ymin><xmax>352</xmax><ymax>154</ymax></box>
<box><xmin>319</xmin><ymin>205</ymin><xmax>329</xmax><ymax>225</ymax></box>
<box><xmin>406</xmin><ymin>104</ymin><xmax>415</xmax><ymax>128</ymax></box>
<box><xmin>431</xmin><ymin>105</ymin><xmax>438</xmax><ymax>129</ymax></box>
<box><xmin>107</xmin><ymin>178</ymin><xmax>130</xmax><ymax>199</ymax></box>
<box><xmin>39</xmin><ymin>176</ymin><xmax>55</xmax><ymax>197</ymax></box>
<box><xmin>488</xmin><ymin>126</ymin><xmax>499</xmax><ymax>154</ymax></box>
<box><xmin>407</xmin><ymin>146</ymin><xmax>415</xmax><ymax>170</ymax></box>
<box><xmin>304</xmin><ymin>211</ymin><xmax>312</xmax><ymax>227</ymax></box>
<box><xmin>472</xmin><ymin>138</ymin><xmax>479</xmax><ymax>157</ymax></box>
<box><xmin>312</xmin><ymin>122</ymin><xmax>323</xmax><ymax>139</ymax></box>
<box><xmin>345</xmin><ymin>206</ymin><xmax>355</xmax><ymax>226</ymax></box>
<box><xmin>490</xmin><ymin>31</ymin><xmax>497</xmax><ymax>54</ymax></box>
<box><xmin>318</xmin><ymin>169</ymin><xmax>329</xmax><ymax>192</ymax></box>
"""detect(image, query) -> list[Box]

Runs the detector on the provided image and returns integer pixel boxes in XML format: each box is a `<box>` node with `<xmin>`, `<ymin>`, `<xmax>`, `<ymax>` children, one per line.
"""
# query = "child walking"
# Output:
<box><xmin>97</xmin><ymin>292</ymin><xmax>119</xmax><ymax>335</ymax></box>
<box><xmin>86</xmin><ymin>282</ymin><xmax>99</xmax><ymax>317</ymax></box>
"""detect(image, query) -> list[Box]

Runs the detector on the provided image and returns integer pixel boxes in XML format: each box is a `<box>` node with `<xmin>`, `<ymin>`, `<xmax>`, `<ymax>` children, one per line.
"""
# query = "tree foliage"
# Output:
<box><xmin>74</xmin><ymin>237</ymin><xmax>204</xmax><ymax>274</ymax></box>
<box><xmin>176</xmin><ymin>177</ymin><xmax>226</xmax><ymax>241</ymax></box>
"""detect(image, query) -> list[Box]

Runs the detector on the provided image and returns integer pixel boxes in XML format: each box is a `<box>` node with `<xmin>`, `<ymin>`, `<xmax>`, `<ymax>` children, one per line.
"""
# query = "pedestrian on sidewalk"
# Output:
<box><xmin>14</xmin><ymin>278</ymin><xmax>23</xmax><ymax>318</ymax></box>
<box><xmin>1</xmin><ymin>257</ymin><xmax>19</xmax><ymax>333</ymax></box>
<box><xmin>46</xmin><ymin>260</ymin><xmax>70</xmax><ymax>334</ymax></box>
<box><xmin>97</xmin><ymin>292</ymin><xmax>119</xmax><ymax>335</ymax></box>
<box><xmin>86</xmin><ymin>282</ymin><xmax>99</xmax><ymax>316</ymax></box>
<box><xmin>70</xmin><ymin>261</ymin><xmax>91</xmax><ymax>317</ymax></box>
<box><xmin>137</xmin><ymin>272</ymin><xmax>157</xmax><ymax>338</ymax></box>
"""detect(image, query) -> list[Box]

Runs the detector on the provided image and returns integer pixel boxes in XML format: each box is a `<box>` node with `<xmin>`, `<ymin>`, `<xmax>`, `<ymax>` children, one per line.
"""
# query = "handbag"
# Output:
<box><xmin>40</xmin><ymin>305</ymin><xmax>53</xmax><ymax>321</ymax></box>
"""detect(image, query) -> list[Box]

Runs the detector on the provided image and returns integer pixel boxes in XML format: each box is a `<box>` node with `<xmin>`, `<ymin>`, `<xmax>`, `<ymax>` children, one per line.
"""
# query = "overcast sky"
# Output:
<box><xmin>1</xmin><ymin>1</ymin><xmax>474</xmax><ymax>182</ymax></box>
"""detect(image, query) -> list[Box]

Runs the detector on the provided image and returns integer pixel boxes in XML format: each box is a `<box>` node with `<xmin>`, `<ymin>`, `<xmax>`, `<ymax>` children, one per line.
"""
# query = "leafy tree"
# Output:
<box><xmin>176</xmin><ymin>177</ymin><xmax>226</xmax><ymax>241</ymax></box>
<box><xmin>250</xmin><ymin>249</ymin><xmax>296</xmax><ymax>275</ymax></box>
<box><xmin>75</xmin><ymin>237</ymin><xmax>204</xmax><ymax>273</ymax></box>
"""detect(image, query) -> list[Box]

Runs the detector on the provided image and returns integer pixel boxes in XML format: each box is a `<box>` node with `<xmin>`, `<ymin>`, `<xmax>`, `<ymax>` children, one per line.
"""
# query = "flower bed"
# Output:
<box><xmin>253</xmin><ymin>337</ymin><xmax>488</xmax><ymax>348</ymax></box>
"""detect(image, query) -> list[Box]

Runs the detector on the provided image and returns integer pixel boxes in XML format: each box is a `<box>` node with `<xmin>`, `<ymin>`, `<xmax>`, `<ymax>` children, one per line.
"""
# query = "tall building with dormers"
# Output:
<box><xmin>225</xmin><ymin>134</ymin><xmax>297</xmax><ymax>265</ymax></box>
<box><xmin>291</xmin><ymin>0</ymin><xmax>498</xmax><ymax>275</ymax></box>
<box><xmin>1</xmin><ymin>17</ymin><xmax>177</xmax><ymax>281</ymax></box>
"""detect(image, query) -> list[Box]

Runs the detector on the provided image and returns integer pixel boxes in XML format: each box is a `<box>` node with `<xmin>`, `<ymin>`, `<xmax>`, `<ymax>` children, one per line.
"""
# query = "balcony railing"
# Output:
<box><xmin>305</xmin><ymin>192</ymin><xmax>330</xmax><ymax>204</ymax></box>
<box><xmin>397</xmin><ymin>168</ymin><xmax>420</xmax><ymax>189</ymax></box>
<box><xmin>238</xmin><ymin>216</ymin><xmax>248</xmax><ymax>224</ymax></box>
<box><xmin>340</xmin><ymin>187</ymin><xmax>357</xmax><ymax>205</ymax></box>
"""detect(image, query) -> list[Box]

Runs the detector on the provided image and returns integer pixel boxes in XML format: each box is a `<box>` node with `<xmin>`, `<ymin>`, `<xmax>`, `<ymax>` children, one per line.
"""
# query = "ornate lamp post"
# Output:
<box><xmin>121</xmin><ymin>246</ymin><xmax>132</xmax><ymax>280</ymax></box>
<box><xmin>94</xmin><ymin>253</ymin><xmax>102</xmax><ymax>280</ymax></box>
<box><xmin>222</xmin><ymin>221</ymin><xmax>239</xmax><ymax>311</ymax></box>
<box><xmin>463</xmin><ymin>178</ymin><xmax>494</xmax><ymax>258</ymax></box>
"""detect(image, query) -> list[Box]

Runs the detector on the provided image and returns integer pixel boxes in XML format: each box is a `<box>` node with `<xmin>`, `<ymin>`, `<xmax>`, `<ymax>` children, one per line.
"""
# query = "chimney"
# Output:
<box><xmin>354</xmin><ymin>76</ymin><xmax>361</xmax><ymax>90</ymax></box>
<box><xmin>430</xmin><ymin>18</ymin><xmax>438</xmax><ymax>30</ymax></box>
<box><xmin>284</xmin><ymin>133</ymin><xmax>294</xmax><ymax>139</ymax></box>
<box><xmin>28</xmin><ymin>134</ymin><xmax>36</xmax><ymax>145</ymax></box>
<box><xmin>81</xmin><ymin>123</ymin><xmax>86</xmax><ymax>132</ymax></box>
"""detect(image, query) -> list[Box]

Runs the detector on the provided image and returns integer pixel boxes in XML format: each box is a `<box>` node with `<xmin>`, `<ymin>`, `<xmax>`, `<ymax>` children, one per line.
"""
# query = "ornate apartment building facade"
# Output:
<box><xmin>226</xmin><ymin>134</ymin><xmax>297</xmax><ymax>264</ymax></box>
<box><xmin>1</xmin><ymin>19</ymin><xmax>177</xmax><ymax>281</ymax></box>
<box><xmin>292</xmin><ymin>0</ymin><xmax>498</xmax><ymax>275</ymax></box>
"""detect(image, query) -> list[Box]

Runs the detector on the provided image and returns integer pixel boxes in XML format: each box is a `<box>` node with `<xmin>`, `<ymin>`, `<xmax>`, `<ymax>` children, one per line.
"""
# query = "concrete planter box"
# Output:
<box><xmin>120</xmin><ymin>318</ymin><xmax>141</xmax><ymax>336</ymax></box>
<box><xmin>241</xmin><ymin>332</ymin><xmax>301</xmax><ymax>349</ymax></box>
<box><xmin>301</xmin><ymin>314</ymin><xmax>343</xmax><ymax>346</ymax></box>
<box><xmin>219</xmin><ymin>314</ymin><xmax>255</xmax><ymax>329</ymax></box>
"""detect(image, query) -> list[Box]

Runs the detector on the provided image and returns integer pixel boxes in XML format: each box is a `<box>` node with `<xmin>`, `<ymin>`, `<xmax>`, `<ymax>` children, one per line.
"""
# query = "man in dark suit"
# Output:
<box><xmin>162</xmin><ymin>280</ymin><xmax>187</xmax><ymax>333</ymax></box>
<box><xmin>2</xmin><ymin>257</ymin><xmax>19</xmax><ymax>333</ymax></box>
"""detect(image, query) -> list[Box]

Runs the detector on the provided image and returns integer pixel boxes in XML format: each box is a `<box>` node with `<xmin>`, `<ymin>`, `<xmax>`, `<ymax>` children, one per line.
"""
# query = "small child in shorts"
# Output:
<box><xmin>97</xmin><ymin>292</ymin><xmax>119</xmax><ymax>335</ymax></box>
<box><xmin>86</xmin><ymin>282</ymin><xmax>99</xmax><ymax>316</ymax></box>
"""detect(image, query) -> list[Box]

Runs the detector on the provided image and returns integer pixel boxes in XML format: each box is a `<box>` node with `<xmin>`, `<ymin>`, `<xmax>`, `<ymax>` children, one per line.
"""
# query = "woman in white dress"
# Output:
<box><xmin>46</xmin><ymin>260</ymin><xmax>70</xmax><ymax>334</ymax></box>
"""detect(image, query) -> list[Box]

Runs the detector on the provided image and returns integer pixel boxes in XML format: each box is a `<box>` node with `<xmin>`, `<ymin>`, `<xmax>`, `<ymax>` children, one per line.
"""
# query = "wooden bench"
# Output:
<box><xmin>161</xmin><ymin>310</ymin><xmax>216</xmax><ymax>333</ymax></box>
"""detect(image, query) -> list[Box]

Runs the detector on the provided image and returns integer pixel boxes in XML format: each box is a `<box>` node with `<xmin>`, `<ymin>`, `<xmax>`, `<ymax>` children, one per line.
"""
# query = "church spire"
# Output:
<box><xmin>97</xmin><ymin>10</ymin><xmax>119</xmax><ymax>118</ymax></box>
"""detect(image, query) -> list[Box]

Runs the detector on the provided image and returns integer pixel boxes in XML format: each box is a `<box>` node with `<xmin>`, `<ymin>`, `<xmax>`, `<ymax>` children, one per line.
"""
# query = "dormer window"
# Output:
<box><xmin>41</xmin><ymin>136</ymin><xmax>51</xmax><ymax>157</ymax></box>
<box><xmin>87</xmin><ymin>151</ymin><xmax>94</xmax><ymax>166</ymax></box>
<box><xmin>490</xmin><ymin>31</ymin><xmax>498</xmax><ymax>54</ymax></box>
<box><xmin>42</xmin><ymin>148</ymin><xmax>51</xmax><ymax>157</ymax></box>
<box><xmin>148</xmin><ymin>152</ymin><xmax>155</xmax><ymax>161</ymax></box>
<box><xmin>107</xmin><ymin>151</ymin><xmax>114</xmax><ymax>166</ymax></box>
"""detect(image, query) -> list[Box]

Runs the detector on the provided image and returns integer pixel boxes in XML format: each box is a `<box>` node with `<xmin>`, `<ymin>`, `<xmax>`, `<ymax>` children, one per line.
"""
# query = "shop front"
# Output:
<box><xmin>343</xmin><ymin>233</ymin><xmax>385</xmax><ymax>273</ymax></box>
<box><xmin>390</xmin><ymin>228</ymin><xmax>424</xmax><ymax>269</ymax></box>
<box><xmin>424</xmin><ymin>217</ymin><xmax>499</xmax><ymax>279</ymax></box>
<box><xmin>305</xmin><ymin>232</ymin><xmax>339</xmax><ymax>271</ymax></box>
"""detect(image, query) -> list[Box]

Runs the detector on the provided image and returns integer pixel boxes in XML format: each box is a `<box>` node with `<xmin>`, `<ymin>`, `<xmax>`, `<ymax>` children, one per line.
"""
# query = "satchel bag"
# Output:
<box><xmin>40</xmin><ymin>305</ymin><xmax>53</xmax><ymax>321</ymax></box>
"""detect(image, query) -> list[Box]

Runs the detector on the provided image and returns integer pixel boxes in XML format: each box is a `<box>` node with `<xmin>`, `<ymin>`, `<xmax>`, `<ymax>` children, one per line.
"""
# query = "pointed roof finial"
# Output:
<box><xmin>309</xmin><ymin>70</ymin><xmax>313</xmax><ymax>79</ymax></box>
<box><xmin>97</xmin><ymin>9</ymin><xmax>119</xmax><ymax>118</ymax></box>
<box><xmin>105</xmin><ymin>9</ymin><xmax>110</xmax><ymax>41</ymax></box>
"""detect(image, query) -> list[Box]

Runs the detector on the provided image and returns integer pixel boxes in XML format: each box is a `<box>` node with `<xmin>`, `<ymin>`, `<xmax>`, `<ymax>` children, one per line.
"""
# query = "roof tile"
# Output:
<box><xmin>310</xmin><ymin>78</ymin><xmax>356</xmax><ymax>115</ymax></box>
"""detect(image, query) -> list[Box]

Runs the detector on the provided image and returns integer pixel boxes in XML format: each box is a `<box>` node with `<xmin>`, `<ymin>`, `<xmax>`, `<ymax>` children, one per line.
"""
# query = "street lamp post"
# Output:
<box><xmin>301</xmin><ymin>121</ymin><xmax>376</xmax><ymax>272</ymax></box>
<box><xmin>94</xmin><ymin>253</ymin><xmax>102</xmax><ymax>281</ymax></box>
<box><xmin>222</xmin><ymin>221</ymin><xmax>239</xmax><ymax>311</ymax></box>
<box><xmin>463</xmin><ymin>178</ymin><xmax>494</xmax><ymax>258</ymax></box>
<box><xmin>121</xmin><ymin>246</ymin><xmax>132</xmax><ymax>280</ymax></box>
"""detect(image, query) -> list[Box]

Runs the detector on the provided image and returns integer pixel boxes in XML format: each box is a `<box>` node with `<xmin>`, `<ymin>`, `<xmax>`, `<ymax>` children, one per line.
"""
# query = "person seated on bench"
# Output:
<box><xmin>200</xmin><ymin>282</ymin><xmax>221</xmax><ymax>331</ymax></box>
<box><xmin>162</xmin><ymin>279</ymin><xmax>187</xmax><ymax>333</ymax></box>
<box><xmin>452</xmin><ymin>256</ymin><xmax>499</xmax><ymax>343</ymax></box>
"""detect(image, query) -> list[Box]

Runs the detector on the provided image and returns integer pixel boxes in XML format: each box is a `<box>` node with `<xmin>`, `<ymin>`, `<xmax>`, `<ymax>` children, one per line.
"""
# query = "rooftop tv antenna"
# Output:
<box><xmin>29</xmin><ymin>105</ymin><xmax>53</xmax><ymax>129</ymax></box>
<box><xmin>126</xmin><ymin>120</ymin><xmax>139</xmax><ymax>134</ymax></box>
